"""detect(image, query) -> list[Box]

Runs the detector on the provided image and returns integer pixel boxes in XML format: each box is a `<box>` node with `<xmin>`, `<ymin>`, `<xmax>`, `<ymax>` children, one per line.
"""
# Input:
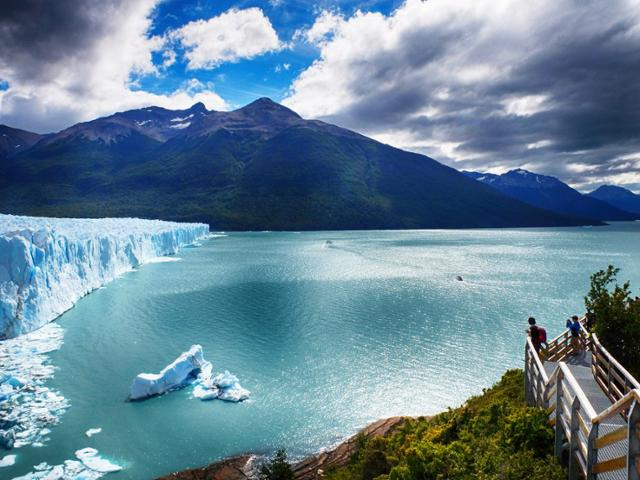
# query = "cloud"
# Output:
<box><xmin>0</xmin><ymin>0</ymin><xmax>228</xmax><ymax>133</ymax></box>
<box><xmin>284</xmin><ymin>0</ymin><xmax>640</xmax><ymax>190</ymax></box>
<box><xmin>171</xmin><ymin>7</ymin><xmax>282</xmax><ymax>70</ymax></box>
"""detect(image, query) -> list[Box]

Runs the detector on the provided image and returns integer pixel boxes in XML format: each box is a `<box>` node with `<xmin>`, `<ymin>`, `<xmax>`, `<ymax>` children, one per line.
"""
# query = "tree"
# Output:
<box><xmin>584</xmin><ymin>265</ymin><xmax>640</xmax><ymax>378</ymax></box>
<box><xmin>260</xmin><ymin>449</ymin><xmax>294</xmax><ymax>480</ymax></box>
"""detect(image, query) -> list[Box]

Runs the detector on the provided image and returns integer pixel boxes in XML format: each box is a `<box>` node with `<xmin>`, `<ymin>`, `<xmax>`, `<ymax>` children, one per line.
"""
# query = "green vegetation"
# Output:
<box><xmin>260</xmin><ymin>449</ymin><xmax>295</xmax><ymax>480</ymax></box>
<box><xmin>0</xmin><ymin>110</ymin><xmax>582</xmax><ymax>230</ymax></box>
<box><xmin>585</xmin><ymin>265</ymin><xmax>640</xmax><ymax>378</ymax></box>
<box><xmin>324</xmin><ymin>370</ymin><xmax>564</xmax><ymax>480</ymax></box>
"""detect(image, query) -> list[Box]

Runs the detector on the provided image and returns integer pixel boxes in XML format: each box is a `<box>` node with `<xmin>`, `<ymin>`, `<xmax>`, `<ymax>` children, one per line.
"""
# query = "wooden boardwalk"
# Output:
<box><xmin>525</xmin><ymin>320</ymin><xmax>640</xmax><ymax>479</ymax></box>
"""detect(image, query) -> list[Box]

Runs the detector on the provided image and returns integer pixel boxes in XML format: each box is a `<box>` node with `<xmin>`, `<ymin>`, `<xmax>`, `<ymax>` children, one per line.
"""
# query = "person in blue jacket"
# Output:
<box><xmin>566</xmin><ymin>315</ymin><xmax>582</xmax><ymax>354</ymax></box>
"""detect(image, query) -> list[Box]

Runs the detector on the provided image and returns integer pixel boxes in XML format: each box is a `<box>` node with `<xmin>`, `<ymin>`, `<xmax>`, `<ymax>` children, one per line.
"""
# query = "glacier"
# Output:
<box><xmin>0</xmin><ymin>214</ymin><xmax>209</xmax><ymax>339</ymax></box>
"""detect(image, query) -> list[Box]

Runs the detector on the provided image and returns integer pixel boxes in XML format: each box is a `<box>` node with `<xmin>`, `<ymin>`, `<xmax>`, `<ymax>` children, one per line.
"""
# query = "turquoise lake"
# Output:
<box><xmin>6</xmin><ymin>223</ymin><xmax>640</xmax><ymax>479</ymax></box>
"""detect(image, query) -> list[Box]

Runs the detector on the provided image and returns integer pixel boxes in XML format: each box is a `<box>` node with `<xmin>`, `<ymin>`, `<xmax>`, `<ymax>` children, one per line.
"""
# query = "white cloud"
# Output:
<box><xmin>296</xmin><ymin>10</ymin><xmax>345</xmax><ymax>45</ymax></box>
<box><xmin>526</xmin><ymin>139</ymin><xmax>553</xmax><ymax>150</ymax></box>
<box><xmin>283</xmin><ymin>0</ymin><xmax>640</xmax><ymax>187</ymax></box>
<box><xmin>502</xmin><ymin>95</ymin><xmax>549</xmax><ymax>117</ymax></box>
<box><xmin>0</xmin><ymin>0</ymin><xmax>229</xmax><ymax>133</ymax></box>
<box><xmin>172</xmin><ymin>8</ymin><xmax>282</xmax><ymax>70</ymax></box>
<box><xmin>274</xmin><ymin>63</ymin><xmax>291</xmax><ymax>73</ymax></box>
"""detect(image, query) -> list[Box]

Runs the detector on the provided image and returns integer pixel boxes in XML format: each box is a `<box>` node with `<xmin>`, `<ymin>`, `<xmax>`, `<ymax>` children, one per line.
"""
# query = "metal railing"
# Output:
<box><xmin>525</xmin><ymin>325</ymin><xmax>640</xmax><ymax>479</ymax></box>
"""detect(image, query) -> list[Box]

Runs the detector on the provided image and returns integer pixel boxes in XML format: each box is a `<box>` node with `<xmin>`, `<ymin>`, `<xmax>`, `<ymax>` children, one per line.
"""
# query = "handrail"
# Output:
<box><xmin>547</xmin><ymin>327</ymin><xmax>570</xmax><ymax>346</ymax></box>
<box><xmin>558</xmin><ymin>363</ymin><xmax>598</xmax><ymax>420</ymax></box>
<box><xmin>525</xmin><ymin>315</ymin><xmax>640</xmax><ymax>479</ymax></box>
<box><xmin>527</xmin><ymin>336</ymin><xmax>549</xmax><ymax>383</ymax></box>
<box><xmin>591</xmin><ymin>333</ymin><xmax>640</xmax><ymax>390</ymax></box>
<box><xmin>592</xmin><ymin>388</ymin><xmax>640</xmax><ymax>425</ymax></box>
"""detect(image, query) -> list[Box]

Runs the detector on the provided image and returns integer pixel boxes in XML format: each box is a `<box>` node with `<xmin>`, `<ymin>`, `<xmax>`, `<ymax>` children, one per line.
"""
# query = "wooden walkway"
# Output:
<box><xmin>525</xmin><ymin>320</ymin><xmax>640</xmax><ymax>479</ymax></box>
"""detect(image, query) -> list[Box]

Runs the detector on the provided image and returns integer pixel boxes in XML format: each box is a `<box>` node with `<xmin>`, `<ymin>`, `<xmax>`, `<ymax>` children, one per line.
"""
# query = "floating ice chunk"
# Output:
<box><xmin>0</xmin><ymin>323</ymin><xmax>67</xmax><ymax>450</ymax></box>
<box><xmin>12</xmin><ymin>458</ymin><xmax>107</xmax><ymax>479</ymax></box>
<box><xmin>130</xmin><ymin>345</ymin><xmax>206</xmax><ymax>400</ymax></box>
<box><xmin>85</xmin><ymin>428</ymin><xmax>102</xmax><ymax>437</ymax></box>
<box><xmin>0</xmin><ymin>454</ymin><xmax>16</xmax><ymax>467</ymax></box>
<box><xmin>213</xmin><ymin>371</ymin><xmax>250</xmax><ymax>402</ymax></box>
<box><xmin>75</xmin><ymin>447</ymin><xmax>123</xmax><ymax>473</ymax></box>
<box><xmin>144</xmin><ymin>256</ymin><xmax>181</xmax><ymax>264</ymax></box>
<box><xmin>193</xmin><ymin>369</ymin><xmax>250</xmax><ymax>403</ymax></box>
<box><xmin>193</xmin><ymin>384</ymin><xmax>220</xmax><ymax>400</ymax></box>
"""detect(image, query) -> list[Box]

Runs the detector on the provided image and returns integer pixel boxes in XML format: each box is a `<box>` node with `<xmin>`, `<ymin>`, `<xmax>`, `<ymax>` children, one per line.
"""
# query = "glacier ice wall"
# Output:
<box><xmin>0</xmin><ymin>214</ymin><xmax>209</xmax><ymax>339</ymax></box>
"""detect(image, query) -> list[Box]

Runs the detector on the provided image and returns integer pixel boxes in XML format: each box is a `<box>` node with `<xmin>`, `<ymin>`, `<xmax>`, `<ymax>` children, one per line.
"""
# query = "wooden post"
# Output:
<box><xmin>555</xmin><ymin>371</ymin><xmax>565</xmax><ymax>459</ymax></box>
<box><xmin>628</xmin><ymin>400</ymin><xmax>640</xmax><ymax>480</ymax></box>
<box><xmin>568</xmin><ymin>396</ymin><xmax>581</xmax><ymax>480</ymax></box>
<box><xmin>586</xmin><ymin>422</ymin><xmax>598</xmax><ymax>480</ymax></box>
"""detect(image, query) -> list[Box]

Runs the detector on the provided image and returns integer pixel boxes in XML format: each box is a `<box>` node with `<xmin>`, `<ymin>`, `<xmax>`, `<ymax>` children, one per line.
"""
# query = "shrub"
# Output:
<box><xmin>584</xmin><ymin>265</ymin><xmax>640</xmax><ymax>378</ymax></box>
<box><xmin>325</xmin><ymin>370</ymin><xmax>565</xmax><ymax>480</ymax></box>
<box><xmin>260</xmin><ymin>449</ymin><xmax>294</xmax><ymax>480</ymax></box>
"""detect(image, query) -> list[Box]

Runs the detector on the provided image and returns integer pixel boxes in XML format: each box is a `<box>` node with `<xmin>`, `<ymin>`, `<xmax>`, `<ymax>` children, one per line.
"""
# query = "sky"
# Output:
<box><xmin>0</xmin><ymin>0</ymin><xmax>639</xmax><ymax>192</ymax></box>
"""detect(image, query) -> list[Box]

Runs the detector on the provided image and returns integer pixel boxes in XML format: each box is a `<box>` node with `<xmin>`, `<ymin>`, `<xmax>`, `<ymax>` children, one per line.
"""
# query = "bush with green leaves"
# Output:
<box><xmin>584</xmin><ymin>265</ymin><xmax>640</xmax><ymax>378</ymax></box>
<box><xmin>325</xmin><ymin>370</ymin><xmax>565</xmax><ymax>480</ymax></box>
<box><xmin>260</xmin><ymin>449</ymin><xmax>295</xmax><ymax>480</ymax></box>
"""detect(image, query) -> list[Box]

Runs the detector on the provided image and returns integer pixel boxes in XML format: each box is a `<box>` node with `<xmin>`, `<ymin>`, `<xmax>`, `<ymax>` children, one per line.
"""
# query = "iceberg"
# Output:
<box><xmin>0</xmin><ymin>454</ymin><xmax>16</xmax><ymax>467</ymax></box>
<box><xmin>130</xmin><ymin>345</ymin><xmax>207</xmax><ymax>400</ymax></box>
<box><xmin>0</xmin><ymin>214</ymin><xmax>209</xmax><ymax>339</ymax></box>
<box><xmin>131</xmin><ymin>345</ymin><xmax>250</xmax><ymax>402</ymax></box>
<box><xmin>200</xmin><ymin>370</ymin><xmax>251</xmax><ymax>402</ymax></box>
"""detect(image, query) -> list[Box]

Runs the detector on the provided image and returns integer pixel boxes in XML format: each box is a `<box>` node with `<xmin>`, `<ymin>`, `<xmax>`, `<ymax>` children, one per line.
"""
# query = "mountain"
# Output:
<box><xmin>464</xmin><ymin>169</ymin><xmax>637</xmax><ymax>222</ymax></box>
<box><xmin>587</xmin><ymin>185</ymin><xmax>640</xmax><ymax>216</ymax></box>
<box><xmin>0</xmin><ymin>125</ymin><xmax>42</xmax><ymax>159</ymax></box>
<box><xmin>0</xmin><ymin>99</ymin><xmax>590</xmax><ymax>230</ymax></box>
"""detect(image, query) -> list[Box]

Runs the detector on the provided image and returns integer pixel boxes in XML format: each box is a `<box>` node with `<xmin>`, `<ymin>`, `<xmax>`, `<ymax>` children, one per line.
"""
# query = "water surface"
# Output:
<box><xmin>7</xmin><ymin>223</ymin><xmax>640</xmax><ymax>479</ymax></box>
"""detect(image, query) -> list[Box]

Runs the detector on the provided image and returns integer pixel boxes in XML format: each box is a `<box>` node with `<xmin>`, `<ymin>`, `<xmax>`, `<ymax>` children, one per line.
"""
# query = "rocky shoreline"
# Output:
<box><xmin>155</xmin><ymin>417</ymin><xmax>408</xmax><ymax>480</ymax></box>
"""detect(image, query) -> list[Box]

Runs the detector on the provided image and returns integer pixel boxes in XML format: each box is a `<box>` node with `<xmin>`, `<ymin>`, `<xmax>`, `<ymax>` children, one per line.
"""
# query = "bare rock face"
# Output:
<box><xmin>292</xmin><ymin>417</ymin><xmax>407</xmax><ymax>480</ymax></box>
<box><xmin>153</xmin><ymin>417</ymin><xmax>409</xmax><ymax>480</ymax></box>
<box><xmin>155</xmin><ymin>455</ymin><xmax>255</xmax><ymax>480</ymax></box>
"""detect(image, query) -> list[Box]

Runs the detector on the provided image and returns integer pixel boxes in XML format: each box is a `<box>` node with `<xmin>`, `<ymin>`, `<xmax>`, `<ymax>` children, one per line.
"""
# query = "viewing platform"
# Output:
<box><xmin>525</xmin><ymin>319</ymin><xmax>640</xmax><ymax>479</ymax></box>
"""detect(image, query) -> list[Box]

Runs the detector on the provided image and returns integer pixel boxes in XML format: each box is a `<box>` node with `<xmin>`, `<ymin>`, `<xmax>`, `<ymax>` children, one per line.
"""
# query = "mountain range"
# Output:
<box><xmin>0</xmin><ymin>99</ymin><xmax>631</xmax><ymax>230</ymax></box>
<box><xmin>588</xmin><ymin>185</ymin><xmax>640</xmax><ymax>216</ymax></box>
<box><xmin>463</xmin><ymin>169</ymin><xmax>638</xmax><ymax>222</ymax></box>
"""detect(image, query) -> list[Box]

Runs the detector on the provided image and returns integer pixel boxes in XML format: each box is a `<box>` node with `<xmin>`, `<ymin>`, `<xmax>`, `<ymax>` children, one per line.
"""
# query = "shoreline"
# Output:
<box><xmin>155</xmin><ymin>416</ymin><xmax>409</xmax><ymax>480</ymax></box>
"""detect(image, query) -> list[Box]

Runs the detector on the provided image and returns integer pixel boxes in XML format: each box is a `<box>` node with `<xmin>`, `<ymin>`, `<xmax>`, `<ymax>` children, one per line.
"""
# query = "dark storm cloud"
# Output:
<box><xmin>286</xmin><ymin>0</ymin><xmax>640</xmax><ymax>190</ymax></box>
<box><xmin>0</xmin><ymin>0</ymin><xmax>117</xmax><ymax>83</ymax></box>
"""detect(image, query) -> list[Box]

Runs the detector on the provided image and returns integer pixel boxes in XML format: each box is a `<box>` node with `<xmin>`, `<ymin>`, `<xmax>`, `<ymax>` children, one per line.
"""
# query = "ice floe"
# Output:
<box><xmin>0</xmin><ymin>214</ymin><xmax>209</xmax><ymax>339</ymax></box>
<box><xmin>130</xmin><ymin>345</ymin><xmax>249</xmax><ymax>403</ymax></box>
<box><xmin>0</xmin><ymin>323</ymin><xmax>67</xmax><ymax>450</ymax></box>
<box><xmin>75</xmin><ymin>447</ymin><xmax>123</xmax><ymax>473</ymax></box>
<box><xmin>85</xmin><ymin>428</ymin><xmax>101</xmax><ymax>438</ymax></box>
<box><xmin>0</xmin><ymin>454</ymin><xmax>16</xmax><ymax>467</ymax></box>
<box><xmin>12</xmin><ymin>452</ymin><xmax>121</xmax><ymax>479</ymax></box>
<box><xmin>193</xmin><ymin>370</ymin><xmax>250</xmax><ymax>403</ymax></box>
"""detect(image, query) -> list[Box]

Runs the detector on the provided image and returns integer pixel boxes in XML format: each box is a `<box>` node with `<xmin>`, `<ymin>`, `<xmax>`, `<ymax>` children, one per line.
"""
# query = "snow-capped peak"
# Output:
<box><xmin>170</xmin><ymin>114</ymin><xmax>194</xmax><ymax>123</ymax></box>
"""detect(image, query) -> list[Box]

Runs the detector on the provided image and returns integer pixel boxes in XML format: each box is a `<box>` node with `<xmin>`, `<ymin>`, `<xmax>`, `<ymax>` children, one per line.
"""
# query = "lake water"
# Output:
<box><xmin>5</xmin><ymin>223</ymin><xmax>640</xmax><ymax>479</ymax></box>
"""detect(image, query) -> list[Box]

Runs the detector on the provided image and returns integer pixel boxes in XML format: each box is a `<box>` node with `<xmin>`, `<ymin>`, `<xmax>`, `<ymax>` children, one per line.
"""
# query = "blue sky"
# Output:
<box><xmin>137</xmin><ymin>0</ymin><xmax>401</xmax><ymax>108</ymax></box>
<box><xmin>0</xmin><ymin>0</ymin><xmax>639</xmax><ymax>191</ymax></box>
